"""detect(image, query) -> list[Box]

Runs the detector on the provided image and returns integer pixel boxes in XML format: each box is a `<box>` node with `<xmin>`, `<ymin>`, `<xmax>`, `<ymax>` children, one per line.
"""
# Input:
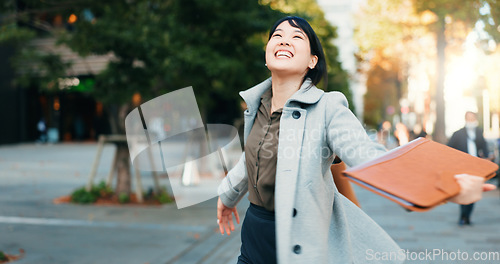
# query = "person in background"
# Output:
<box><xmin>377</xmin><ymin>120</ymin><xmax>398</xmax><ymax>149</ymax></box>
<box><xmin>394</xmin><ymin>122</ymin><xmax>410</xmax><ymax>146</ymax></box>
<box><xmin>410</xmin><ymin>123</ymin><xmax>428</xmax><ymax>141</ymax></box>
<box><xmin>37</xmin><ymin>117</ymin><xmax>47</xmax><ymax>143</ymax></box>
<box><xmin>448</xmin><ymin>111</ymin><xmax>491</xmax><ymax>226</ymax></box>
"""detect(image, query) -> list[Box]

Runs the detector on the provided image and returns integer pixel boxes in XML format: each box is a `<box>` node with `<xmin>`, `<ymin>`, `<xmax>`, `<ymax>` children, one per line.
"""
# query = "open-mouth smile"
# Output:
<box><xmin>275</xmin><ymin>50</ymin><xmax>293</xmax><ymax>58</ymax></box>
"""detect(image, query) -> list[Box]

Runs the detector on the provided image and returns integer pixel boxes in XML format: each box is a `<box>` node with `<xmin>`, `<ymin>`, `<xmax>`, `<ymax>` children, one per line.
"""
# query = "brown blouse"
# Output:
<box><xmin>245</xmin><ymin>88</ymin><xmax>282</xmax><ymax>211</ymax></box>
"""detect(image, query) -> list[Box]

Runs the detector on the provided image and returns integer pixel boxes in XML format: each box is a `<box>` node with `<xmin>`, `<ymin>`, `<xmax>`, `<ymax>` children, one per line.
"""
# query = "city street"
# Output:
<box><xmin>0</xmin><ymin>143</ymin><xmax>499</xmax><ymax>263</ymax></box>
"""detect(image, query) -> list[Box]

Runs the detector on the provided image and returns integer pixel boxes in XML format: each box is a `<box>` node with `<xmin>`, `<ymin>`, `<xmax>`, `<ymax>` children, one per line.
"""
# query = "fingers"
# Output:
<box><xmin>228</xmin><ymin>214</ymin><xmax>235</xmax><ymax>232</ymax></box>
<box><xmin>223</xmin><ymin>216</ymin><xmax>231</xmax><ymax>235</ymax></box>
<box><xmin>483</xmin><ymin>183</ymin><xmax>497</xmax><ymax>192</ymax></box>
<box><xmin>454</xmin><ymin>174</ymin><xmax>484</xmax><ymax>182</ymax></box>
<box><xmin>218</xmin><ymin>212</ymin><xmax>240</xmax><ymax>236</ymax></box>
<box><xmin>216</xmin><ymin>198</ymin><xmax>223</xmax><ymax>224</ymax></box>
<box><xmin>216</xmin><ymin>197</ymin><xmax>241</xmax><ymax>236</ymax></box>
<box><xmin>454</xmin><ymin>174</ymin><xmax>485</xmax><ymax>188</ymax></box>
<box><xmin>217</xmin><ymin>198</ymin><xmax>224</xmax><ymax>235</ymax></box>
<box><xmin>234</xmin><ymin>209</ymin><xmax>240</xmax><ymax>224</ymax></box>
<box><xmin>218</xmin><ymin>220</ymin><xmax>224</xmax><ymax>235</ymax></box>
<box><xmin>217</xmin><ymin>207</ymin><xmax>222</xmax><ymax>224</ymax></box>
<box><xmin>217</xmin><ymin>213</ymin><xmax>232</xmax><ymax>236</ymax></box>
<box><xmin>449</xmin><ymin>174</ymin><xmax>486</xmax><ymax>204</ymax></box>
<box><xmin>218</xmin><ymin>216</ymin><xmax>229</xmax><ymax>235</ymax></box>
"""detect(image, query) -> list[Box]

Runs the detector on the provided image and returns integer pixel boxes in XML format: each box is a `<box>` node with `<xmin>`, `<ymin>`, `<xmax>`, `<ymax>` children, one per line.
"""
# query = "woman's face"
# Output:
<box><xmin>265</xmin><ymin>21</ymin><xmax>318</xmax><ymax>78</ymax></box>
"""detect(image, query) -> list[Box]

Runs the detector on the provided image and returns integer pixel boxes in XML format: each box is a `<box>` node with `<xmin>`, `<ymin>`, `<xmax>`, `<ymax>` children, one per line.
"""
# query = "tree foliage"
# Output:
<box><xmin>356</xmin><ymin>0</ymin><xmax>500</xmax><ymax>140</ymax></box>
<box><xmin>1</xmin><ymin>0</ymin><xmax>68</xmax><ymax>91</ymax></box>
<box><xmin>412</xmin><ymin>0</ymin><xmax>499</xmax><ymax>142</ymax></box>
<box><xmin>60</xmin><ymin>0</ymin><xmax>287</xmax><ymax>125</ymax></box>
<box><xmin>413</xmin><ymin>0</ymin><xmax>481</xmax><ymax>21</ymax></box>
<box><xmin>1</xmin><ymin>0</ymin><xmax>284</xmax><ymax>126</ymax></box>
<box><xmin>363</xmin><ymin>52</ymin><xmax>402</xmax><ymax>128</ymax></box>
<box><xmin>355</xmin><ymin>0</ymin><xmax>425</xmax><ymax>127</ymax></box>
<box><xmin>2</xmin><ymin>0</ymin><xmax>351</xmax><ymax>195</ymax></box>
<box><xmin>2</xmin><ymin>0</ymin><xmax>352</xmax><ymax>122</ymax></box>
<box><xmin>480</xmin><ymin>0</ymin><xmax>500</xmax><ymax>43</ymax></box>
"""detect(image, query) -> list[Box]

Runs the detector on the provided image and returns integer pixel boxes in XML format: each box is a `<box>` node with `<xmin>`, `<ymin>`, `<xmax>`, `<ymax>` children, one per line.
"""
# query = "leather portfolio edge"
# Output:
<box><xmin>342</xmin><ymin>138</ymin><xmax>499</xmax><ymax>211</ymax></box>
<box><xmin>344</xmin><ymin>137</ymin><xmax>428</xmax><ymax>173</ymax></box>
<box><xmin>346</xmin><ymin>176</ymin><xmax>437</xmax><ymax>212</ymax></box>
<box><xmin>342</xmin><ymin>138</ymin><xmax>433</xmax><ymax>209</ymax></box>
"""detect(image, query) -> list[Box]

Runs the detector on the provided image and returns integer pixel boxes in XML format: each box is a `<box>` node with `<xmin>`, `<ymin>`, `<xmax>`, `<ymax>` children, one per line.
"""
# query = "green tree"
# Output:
<box><xmin>481</xmin><ymin>1</ymin><xmax>500</xmax><ymax>43</ymax></box>
<box><xmin>356</xmin><ymin>0</ymin><xmax>500</xmax><ymax>142</ymax></box>
<box><xmin>363</xmin><ymin>52</ymin><xmax>402</xmax><ymax>128</ymax></box>
<box><xmin>413</xmin><ymin>0</ymin><xmax>483</xmax><ymax>143</ymax></box>
<box><xmin>1</xmin><ymin>1</ymin><xmax>72</xmax><ymax>92</ymax></box>
<box><xmin>413</xmin><ymin>0</ymin><xmax>500</xmax><ymax>142</ymax></box>
<box><xmin>2</xmin><ymin>0</ymin><xmax>350</xmax><ymax>196</ymax></box>
<box><xmin>2</xmin><ymin>0</ymin><xmax>283</xmax><ymax>196</ymax></box>
<box><xmin>355</xmin><ymin>0</ymin><xmax>427</xmax><ymax>128</ymax></box>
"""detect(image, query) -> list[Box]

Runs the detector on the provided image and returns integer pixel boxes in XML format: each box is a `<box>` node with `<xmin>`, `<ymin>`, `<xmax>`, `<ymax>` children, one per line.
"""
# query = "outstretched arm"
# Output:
<box><xmin>324</xmin><ymin>92</ymin><xmax>387</xmax><ymax>167</ymax></box>
<box><xmin>216</xmin><ymin>152</ymin><xmax>248</xmax><ymax>235</ymax></box>
<box><xmin>217</xmin><ymin>152</ymin><xmax>248</xmax><ymax>207</ymax></box>
<box><xmin>323</xmin><ymin>92</ymin><xmax>496</xmax><ymax>207</ymax></box>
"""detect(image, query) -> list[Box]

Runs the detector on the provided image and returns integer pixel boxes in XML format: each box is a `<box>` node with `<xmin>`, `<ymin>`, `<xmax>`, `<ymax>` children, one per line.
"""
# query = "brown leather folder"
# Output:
<box><xmin>342</xmin><ymin>137</ymin><xmax>499</xmax><ymax>212</ymax></box>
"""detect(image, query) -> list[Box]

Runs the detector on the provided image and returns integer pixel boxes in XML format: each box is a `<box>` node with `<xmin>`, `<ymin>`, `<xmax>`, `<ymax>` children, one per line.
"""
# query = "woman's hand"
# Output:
<box><xmin>448</xmin><ymin>174</ymin><xmax>497</xmax><ymax>204</ymax></box>
<box><xmin>217</xmin><ymin>197</ymin><xmax>240</xmax><ymax>235</ymax></box>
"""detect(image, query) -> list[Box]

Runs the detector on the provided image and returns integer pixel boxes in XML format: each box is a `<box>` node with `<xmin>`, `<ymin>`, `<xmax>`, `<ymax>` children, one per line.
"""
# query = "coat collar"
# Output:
<box><xmin>239</xmin><ymin>77</ymin><xmax>324</xmax><ymax>112</ymax></box>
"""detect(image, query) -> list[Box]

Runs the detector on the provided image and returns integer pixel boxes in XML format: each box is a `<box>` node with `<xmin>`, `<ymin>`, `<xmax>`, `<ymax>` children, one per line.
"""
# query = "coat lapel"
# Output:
<box><xmin>239</xmin><ymin>78</ymin><xmax>272</xmax><ymax>143</ymax></box>
<box><xmin>239</xmin><ymin>78</ymin><xmax>325</xmax><ymax>109</ymax></box>
<box><xmin>239</xmin><ymin>77</ymin><xmax>324</xmax><ymax>144</ymax></box>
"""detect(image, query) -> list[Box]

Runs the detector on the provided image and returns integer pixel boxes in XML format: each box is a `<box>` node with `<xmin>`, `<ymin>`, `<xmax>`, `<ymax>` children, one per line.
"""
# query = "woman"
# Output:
<box><xmin>216</xmin><ymin>16</ymin><xmax>494</xmax><ymax>264</ymax></box>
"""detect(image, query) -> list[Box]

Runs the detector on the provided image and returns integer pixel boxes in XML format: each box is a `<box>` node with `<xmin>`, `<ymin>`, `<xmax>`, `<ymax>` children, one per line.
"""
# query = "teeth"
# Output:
<box><xmin>276</xmin><ymin>50</ymin><xmax>292</xmax><ymax>58</ymax></box>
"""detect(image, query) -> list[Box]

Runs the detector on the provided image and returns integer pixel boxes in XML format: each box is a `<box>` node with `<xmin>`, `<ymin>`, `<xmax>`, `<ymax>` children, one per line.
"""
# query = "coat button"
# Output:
<box><xmin>293</xmin><ymin>208</ymin><xmax>297</xmax><ymax>217</ymax></box>
<box><xmin>292</xmin><ymin>111</ymin><xmax>301</xmax><ymax>119</ymax></box>
<box><xmin>293</xmin><ymin>245</ymin><xmax>301</xmax><ymax>254</ymax></box>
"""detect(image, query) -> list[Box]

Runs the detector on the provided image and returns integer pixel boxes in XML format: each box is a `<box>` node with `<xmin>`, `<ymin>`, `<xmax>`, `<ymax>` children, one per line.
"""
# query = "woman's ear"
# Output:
<box><xmin>309</xmin><ymin>55</ymin><xmax>318</xmax><ymax>69</ymax></box>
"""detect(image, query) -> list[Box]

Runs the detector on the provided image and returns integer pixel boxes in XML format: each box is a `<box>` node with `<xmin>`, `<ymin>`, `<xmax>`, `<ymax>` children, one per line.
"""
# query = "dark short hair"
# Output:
<box><xmin>268</xmin><ymin>16</ymin><xmax>327</xmax><ymax>88</ymax></box>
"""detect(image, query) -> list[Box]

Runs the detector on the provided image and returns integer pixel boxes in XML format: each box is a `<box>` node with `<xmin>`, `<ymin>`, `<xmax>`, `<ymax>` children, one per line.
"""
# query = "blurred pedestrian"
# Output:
<box><xmin>394</xmin><ymin>122</ymin><xmax>409</xmax><ymax>146</ymax></box>
<box><xmin>448</xmin><ymin>111</ymin><xmax>491</xmax><ymax>226</ymax></box>
<box><xmin>37</xmin><ymin>118</ymin><xmax>47</xmax><ymax>143</ymax></box>
<box><xmin>377</xmin><ymin>120</ymin><xmax>398</xmax><ymax>149</ymax></box>
<box><xmin>410</xmin><ymin>123</ymin><xmax>428</xmax><ymax>141</ymax></box>
<box><xmin>216</xmin><ymin>16</ymin><xmax>494</xmax><ymax>264</ymax></box>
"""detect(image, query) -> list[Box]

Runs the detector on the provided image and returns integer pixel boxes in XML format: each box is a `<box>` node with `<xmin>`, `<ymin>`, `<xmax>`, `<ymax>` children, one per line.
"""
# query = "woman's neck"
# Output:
<box><xmin>270</xmin><ymin>74</ymin><xmax>304</xmax><ymax>111</ymax></box>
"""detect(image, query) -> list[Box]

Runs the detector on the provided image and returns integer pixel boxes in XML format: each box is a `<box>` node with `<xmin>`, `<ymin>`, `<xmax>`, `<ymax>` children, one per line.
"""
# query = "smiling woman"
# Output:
<box><xmin>215</xmin><ymin>16</ymin><xmax>493</xmax><ymax>264</ymax></box>
<box><xmin>265</xmin><ymin>17</ymin><xmax>327</xmax><ymax>88</ymax></box>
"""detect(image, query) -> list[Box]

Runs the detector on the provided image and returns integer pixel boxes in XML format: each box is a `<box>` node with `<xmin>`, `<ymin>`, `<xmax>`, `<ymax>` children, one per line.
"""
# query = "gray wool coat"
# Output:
<box><xmin>218</xmin><ymin>78</ymin><xmax>404</xmax><ymax>264</ymax></box>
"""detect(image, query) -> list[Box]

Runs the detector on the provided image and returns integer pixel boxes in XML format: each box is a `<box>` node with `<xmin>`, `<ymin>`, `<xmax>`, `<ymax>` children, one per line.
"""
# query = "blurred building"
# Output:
<box><xmin>0</xmin><ymin>5</ymin><xmax>113</xmax><ymax>144</ymax></box>
<box><xmin>317</xmin><ymin>0</ymin><xmax>366</xmax><ymax>119</ymax></box>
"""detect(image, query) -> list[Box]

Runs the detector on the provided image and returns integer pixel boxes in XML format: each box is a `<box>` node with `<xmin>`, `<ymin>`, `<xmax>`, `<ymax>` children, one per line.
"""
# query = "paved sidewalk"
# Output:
<box><xmin>0</xmin><ymin>143</ymin><xmax>245</xmax><ymax>264</ymax></box>
<box><xmin>0</xmin><ymin>143</ymin><xmax>500</xmax><ymax>263</ymax></box>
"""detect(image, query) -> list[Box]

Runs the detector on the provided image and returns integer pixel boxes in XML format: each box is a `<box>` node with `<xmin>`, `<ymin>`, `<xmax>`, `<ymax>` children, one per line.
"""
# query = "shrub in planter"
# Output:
<box><xmin>155</xmin><ymin>189</ymin><xmax>175</xmax><ymax>204</ymax></box>
<box><xmin>118</xmin><ymin>192</ymin><xmax>130</xmax><ymax>204</ymax></box>
<box><xmin>71</xmin><ymin>181</ymin><xmax>113</xmax><ymax>204</ymax></box>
